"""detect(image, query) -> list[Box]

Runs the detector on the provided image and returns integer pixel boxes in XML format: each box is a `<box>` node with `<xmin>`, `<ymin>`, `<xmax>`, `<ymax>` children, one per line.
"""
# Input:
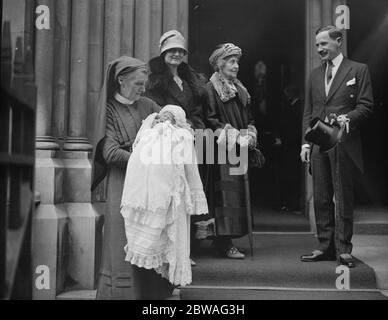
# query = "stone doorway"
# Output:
<box><xmin>189</xmin><ymin>0</ymin><xmax>308</xmax><ymax>231</ymax></box>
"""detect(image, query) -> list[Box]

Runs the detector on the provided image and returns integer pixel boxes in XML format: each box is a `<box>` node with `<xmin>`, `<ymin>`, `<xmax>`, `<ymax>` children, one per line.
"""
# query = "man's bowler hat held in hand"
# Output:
<box><xmin>305</xmin><ymin>117</ymin><xmax>343</xmax><ymax>152</ymax></box>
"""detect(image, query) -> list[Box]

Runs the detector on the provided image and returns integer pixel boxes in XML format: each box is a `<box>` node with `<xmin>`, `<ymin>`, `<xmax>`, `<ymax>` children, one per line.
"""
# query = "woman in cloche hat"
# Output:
<box><xmin>145</xmin><ymin>30</ymin><xmax>209</xmax><ymax>266</ymax></box>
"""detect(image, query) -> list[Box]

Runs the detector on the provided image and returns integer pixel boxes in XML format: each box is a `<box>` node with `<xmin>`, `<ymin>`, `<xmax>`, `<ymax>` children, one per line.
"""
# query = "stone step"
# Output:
<box><xmin>354</xmin><ymin>206</ymin><xmax>388</xmax><ymax>235</ymax></box>
<box><xmin>55</xmin><ymin>288</ymin><xmax>387</xmax><ymax>300</ymax></box>
<box><xmin>56</xmin><ymin>290</ymin><xmax>96</xmax><ymax>300</ymax></box>
<box><xmin>353</xmin><ymin>235</ymin><xmax>388</xmax><ymax>290</ymax></box>
<box><xmin>252</xmin><ymin>206</ymin><xmax>388</xmax><ymax>235</ymax></box>
<box><xmin>166</xmin><ymin>289</ymin><xmax>181</xmax><ymax>300</ymax></box>
<box><xmin>354</xmin><ymin>222</ymin><xmax>388</xmax><ymax>235</ymax></box>
<box><xmin>56</xmin><ymin>289</ymin><xmax>180</xmax><ymax>300</ymax></box>
<box><xmin>179</xmin><ymin>286</ymin><xmax>388</xmax><ymax>300</ymax></box>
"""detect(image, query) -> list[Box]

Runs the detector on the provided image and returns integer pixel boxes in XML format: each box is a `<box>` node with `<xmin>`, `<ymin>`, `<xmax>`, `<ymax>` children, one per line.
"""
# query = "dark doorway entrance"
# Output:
<box><xmin>348</xmin><ymin>0</ymin><xmax>388</xmax><ymax>206</ymax></box>
<box><xmin>347</xmin><ymin>0</ymin><xmax>388</xmax><ymax>231</ymax></box>
<box><xmin>189</xmin><ymin>0</ymin><xmax>310</xmax><ymax>231</ymax></box>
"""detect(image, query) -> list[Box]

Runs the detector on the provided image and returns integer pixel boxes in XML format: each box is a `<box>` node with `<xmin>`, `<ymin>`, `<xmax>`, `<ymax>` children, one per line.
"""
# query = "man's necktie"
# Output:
<box><xmin>326</xmin><ymin>60</ymin><xmax>334</xmax><ymax>85</ymax></box>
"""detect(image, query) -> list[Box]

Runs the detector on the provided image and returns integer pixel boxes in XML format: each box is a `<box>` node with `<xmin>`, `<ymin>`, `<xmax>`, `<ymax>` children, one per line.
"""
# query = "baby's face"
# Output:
<box><xmin>153</xmin><ymin>111</ymin><xmax>176</xmax><ymax>126</ymax></box>
<box><xmin>159</xmin><ymin>111</ymin><xmax>175</xmax><ymax>123</ymax></box>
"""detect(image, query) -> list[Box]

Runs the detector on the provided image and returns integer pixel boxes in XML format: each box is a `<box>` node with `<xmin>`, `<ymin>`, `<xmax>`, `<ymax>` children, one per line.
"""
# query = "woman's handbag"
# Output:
<box><xmin>248</xmin><ymin>146</ymin><xmax>265</xmax><ymax>168</ymax></box>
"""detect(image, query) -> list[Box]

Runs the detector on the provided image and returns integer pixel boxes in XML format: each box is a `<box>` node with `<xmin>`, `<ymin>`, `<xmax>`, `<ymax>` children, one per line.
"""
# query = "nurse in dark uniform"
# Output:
<box><xmin>92</xmin><ymin>56</ymin><xmax>174</xmax><ymax>299</ymax></box>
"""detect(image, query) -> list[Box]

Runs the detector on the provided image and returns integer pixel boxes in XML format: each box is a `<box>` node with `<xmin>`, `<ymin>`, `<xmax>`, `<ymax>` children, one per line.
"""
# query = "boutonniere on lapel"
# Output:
<box><xmin>346</xmin><ymin>78</ymin><xmax>356</xmax><ymax>86</ymax></box>
<box><xmin>346</xmin><ymin>78</ymin><xmax>356</xmax><ymax>99</ymax></box>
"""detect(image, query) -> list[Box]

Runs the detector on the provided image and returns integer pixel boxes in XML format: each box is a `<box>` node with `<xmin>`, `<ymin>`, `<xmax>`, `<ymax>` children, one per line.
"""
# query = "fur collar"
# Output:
<box><xmin>146</xmin><ymin>57</ymin><xmax>203</xmax><ymax>98</ymax></box>
<box><xmin>210</xmin><ymin>72</ymin><xmax>251</xmax><ymax>103</ymax></box>
<box><xmin>147</xmin><ymin>57</ymin><xmax>188</xmax><ymax>89</ymax></box>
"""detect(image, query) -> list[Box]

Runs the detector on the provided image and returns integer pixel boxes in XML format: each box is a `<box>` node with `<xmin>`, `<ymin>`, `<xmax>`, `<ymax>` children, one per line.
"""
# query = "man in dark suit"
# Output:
<box><xmin>300</xmin><ymin>25</ymin><xmax>374</xmax><ymax>267</ymax></box>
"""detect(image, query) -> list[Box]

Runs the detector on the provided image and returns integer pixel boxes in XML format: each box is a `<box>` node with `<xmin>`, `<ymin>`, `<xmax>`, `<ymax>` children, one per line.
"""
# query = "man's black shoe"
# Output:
<box><xmin>300</xmin><ymin>250</ymin><xmax>336</xmax><ymax>262</ymax></box>
<box><xmin>339</xmin><ymin>254</ymin><xmax>356</xmax><ymax>268</ymax></box>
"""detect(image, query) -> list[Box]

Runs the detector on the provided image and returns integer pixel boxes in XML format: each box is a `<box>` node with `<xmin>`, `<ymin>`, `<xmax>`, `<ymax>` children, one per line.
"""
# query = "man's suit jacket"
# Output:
<box><xmin>302</xmin><ymin>57</ymin><xmax>374</xmax><ymax>172</ymax></box>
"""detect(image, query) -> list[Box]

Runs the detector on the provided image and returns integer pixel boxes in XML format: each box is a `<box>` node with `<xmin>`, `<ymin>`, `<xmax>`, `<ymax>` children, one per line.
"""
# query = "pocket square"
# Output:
<box><xmin>346</xmin><ymin>78</ymin><xmax>356</xmax><ymax>86</ymax></box>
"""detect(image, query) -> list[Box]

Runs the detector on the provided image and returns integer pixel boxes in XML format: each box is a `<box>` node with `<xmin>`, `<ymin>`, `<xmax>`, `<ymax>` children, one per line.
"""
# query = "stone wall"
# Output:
<box><xmin>32</xmin><ymin>0</ymin><xmax>188</xmax><ymax>299</ymax></box>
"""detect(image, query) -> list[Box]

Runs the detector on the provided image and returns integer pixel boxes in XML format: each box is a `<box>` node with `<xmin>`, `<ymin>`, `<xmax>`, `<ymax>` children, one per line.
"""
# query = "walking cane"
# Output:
<box><xmin>333</xmin><ymin>115</ymin><xmax>348</xmax><ymax>261</ymax></box>
<box><xmin>243</xmin><ymin>170</ymin><xmax>254</xmax><ymax>259</ymax></box>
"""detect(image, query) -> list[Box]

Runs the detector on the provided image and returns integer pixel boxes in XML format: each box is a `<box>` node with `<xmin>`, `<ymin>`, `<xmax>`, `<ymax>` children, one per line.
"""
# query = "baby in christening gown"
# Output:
<box><xmin>120</xmin><ymin>105</ymin><xmax>208</xmax><ymax>287</ymax></box>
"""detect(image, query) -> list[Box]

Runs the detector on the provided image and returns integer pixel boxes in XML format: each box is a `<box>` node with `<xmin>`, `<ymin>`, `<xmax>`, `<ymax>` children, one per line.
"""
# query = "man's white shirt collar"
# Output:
<box><xmin>325</xmin><ymin>53</ymin><xmax>344</xmax><ymax>95</ymax></box>
<box><xmin>330</xmin><ymin>53</ymin><xmax>343</xmax><ymax>69</ymax></box>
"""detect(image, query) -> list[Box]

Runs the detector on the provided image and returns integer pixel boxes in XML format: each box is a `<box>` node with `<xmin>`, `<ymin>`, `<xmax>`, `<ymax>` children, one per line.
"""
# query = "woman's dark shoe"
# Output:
<box><xmin>226</xmin><ymin>247</ymin><xmax>245</xmax><ymax>259</ymax></box>
<box><xmin>339</xmin><ymin>254</ymin><xmax>356</xmax><ymax>268</ymax></box>
<box><xmin>300</xmin><ymin>250</ymin><xmax>336</xmax><ymax>262</ymax></box>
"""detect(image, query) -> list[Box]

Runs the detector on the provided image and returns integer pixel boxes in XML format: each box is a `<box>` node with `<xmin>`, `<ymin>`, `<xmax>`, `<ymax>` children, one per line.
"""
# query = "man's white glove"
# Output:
<box><xmin>328</xmin><ymin>113</ymin><xmax>350</xmax><ymax>133</ymax></box>
<box><xmin>336</xmin><ymin>114</ymin><xmax>350</xmax><ymax>133</ymax></box>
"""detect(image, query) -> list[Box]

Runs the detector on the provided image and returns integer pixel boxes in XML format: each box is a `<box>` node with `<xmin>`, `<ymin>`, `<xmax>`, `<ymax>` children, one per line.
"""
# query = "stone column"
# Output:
<box><xmin>52</xmin><ymin>0</ymin><xmax>71</xmax><ymax>144</ymax></box>
<box><xmin>149</xmin><ymin>0</ymin><xmax>163</xmax><ymax>59</ymax></box>
<box><xmin>61</xmin><ymin>0</ymin><xmax>102</xmax><ymax>291</ymax></box>
<box><xmin>89</xmin><ymin>0</ymin><xmax>106</xmax><ymax>204</ymax></box>
<box><xmin>88</xmin><ymin>0</ymin><xmax>104</xmax><ymax>147</ymax></box>
<box><xmin>35</xmin><ymin>0</ymin><xmax>58</xmax><ymax>151</ymax></box>
<box><xmin>177</xmin><ymin>0</ymin><xmax>189</xmax><ymax>43</ymax></box>
<box><xmin>177</xmin><ymin>0</ymin><xmax>189</xmax><ymax>62</ymax></box>
<box><xmin>121</xmin><ymin>0</ymin><xmax>135</xmax><ymax>56</ymax></box>
<box><xmin>163</xmin><ymin>0</ymin><xmax>178</xmax><ymax>32</ymax></box>
<box><xmin>134</xmin><ymin>0</ymin><xmax>151</xmax><ymax>62</ymax></box>
<box><xmin>50</xmin><ymin>0</ymin><xmax>71</xmax><ymax>294</ymax></box>
<box><xmin>32</xmin><ymin>202</ymin><xmax>67</xmax><ymax>300</ymax></box>
<box><xmin>64</xmin><ymin>0</ymin><xmax>92</xmax><ymax>152</ymax></box>
<box><xmin>33</xmin><ymin>0</ymin><xmax>67</xmax><ymax>300</ymax></box>
<box><xmin>104</xmin><ymin>0</ymin><xmax>122</xmax><ymax>67</ymax></box>
<box><xmin>87</xmin><ymin>0</ymin><xmax>105</xmax><ymax>284</ymax></box>
<box><xmin>322</xmin><ymin>0</ymin><xmax>333</xmax><ymax>26</ymax></box>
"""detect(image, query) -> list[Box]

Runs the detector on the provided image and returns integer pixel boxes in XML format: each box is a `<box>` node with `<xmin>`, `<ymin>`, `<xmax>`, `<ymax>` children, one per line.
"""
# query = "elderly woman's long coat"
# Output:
<box><xmin>96</xmin><ymin>96</ymin><xmax>174</xmax><ymax>300</ymax></box>
<box><xmin>204</xmin><ymin>82</ymin><xmax>255</xmax><ymax>238</ymax></box>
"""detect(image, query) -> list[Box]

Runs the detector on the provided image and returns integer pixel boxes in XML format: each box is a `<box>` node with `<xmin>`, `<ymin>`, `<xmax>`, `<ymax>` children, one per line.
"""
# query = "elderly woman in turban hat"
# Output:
<box><xmin>92</xmin><ymin>56</ymin><xmax>174</xmax><ymax>300</ymax></box>
<box><xmin>204</xmin><ymin>43</ymin><xmax>258</xmax><ymax>259</ymax></box>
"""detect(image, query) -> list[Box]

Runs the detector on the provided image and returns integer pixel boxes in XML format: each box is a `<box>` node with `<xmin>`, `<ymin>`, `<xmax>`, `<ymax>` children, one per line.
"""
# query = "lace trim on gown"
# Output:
<box><xmin>122</xmin><ymin>165</ymin><xmax>208</xmax><ymax>286</ymax></box>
